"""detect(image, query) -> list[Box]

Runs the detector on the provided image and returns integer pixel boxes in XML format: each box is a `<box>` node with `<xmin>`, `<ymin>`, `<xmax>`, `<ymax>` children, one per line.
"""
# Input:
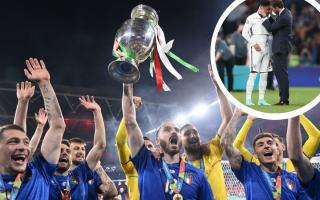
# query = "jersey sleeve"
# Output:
<box><xmin>300</xmin><ymin>115</ymin><xmax>320</xmax><ymax>158</ymax></box>
<box><xmin>131</xmin><ymin>145</ymin><xmax>153</xmax><ymax>173</ymax></box>
<box><xmin>233</xmin><ymin>119</ymin><xmax>258</xmax><ymax>164</ymax></box>
<box><xmin>242</xmin><ymin>17</ymin><xmax>255</xmax><ymax>46</ymax></box>
<box><xmin>73</xmin><ymin>162</ymin><xmax>93</xmax><ymax>182</ymax></box>
<box><xmin>28</xmin><ymin>153</ymin><xmax>57</xmax><ymax>184</ymax></box>
<box><xmin>115</xmin><ymin>119</ymin><xmax>135</xmax><ymax>174</ymax></box>
<box><xmin>231</xmin><ymin>159</ymin><xmax>250</xmax><ymax>183</ymax></box>
<box><xmin>207</xmin><ymin>135</ymin><xmax>223</xmax><ymax>158</ymax></box>
<box><xmin>301</xmin><ymin>168</ymin><xmax>320</xmax><ymax>199</ymax></box>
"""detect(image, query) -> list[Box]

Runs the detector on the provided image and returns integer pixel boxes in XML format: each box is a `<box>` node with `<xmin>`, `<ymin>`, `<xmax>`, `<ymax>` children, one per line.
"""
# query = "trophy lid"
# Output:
<box><xmin>131</xmin><ymin>4</ymin><xmax>159</xmax><ymax>27</ymax></box>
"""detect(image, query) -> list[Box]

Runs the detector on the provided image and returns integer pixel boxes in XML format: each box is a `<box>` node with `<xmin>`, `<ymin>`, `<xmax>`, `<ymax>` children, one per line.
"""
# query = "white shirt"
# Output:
<box><xmin>242</xmin><ymin>12</ymin><xmax>272</xmax><ymax>47</ymax></box>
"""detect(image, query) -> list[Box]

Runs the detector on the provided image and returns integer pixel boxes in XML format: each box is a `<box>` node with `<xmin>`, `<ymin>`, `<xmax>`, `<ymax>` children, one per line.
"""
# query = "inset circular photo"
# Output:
<box><xmin>211</xmin><ymin>0</ymin><xmax>320</xmax><ymax>119</ymax></box>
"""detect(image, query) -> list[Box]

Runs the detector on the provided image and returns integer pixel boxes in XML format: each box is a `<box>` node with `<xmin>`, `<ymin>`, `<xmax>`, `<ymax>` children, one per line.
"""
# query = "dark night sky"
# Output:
<box><xmin>0</xmin><ymin>0</ymin><xmax>231</xmax><ymax>92</ymax></box>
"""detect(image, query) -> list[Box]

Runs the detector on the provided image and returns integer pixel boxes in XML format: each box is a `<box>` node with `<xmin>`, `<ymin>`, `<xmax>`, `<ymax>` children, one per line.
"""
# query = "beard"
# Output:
<box><xmin>56</xmin><ymin>163</ymin><xmax>70</xmax><ymax>174</ymax></box>
<box><xmin>185</xmin><ymin>142</ymin><xmax>211</xmax><ymax>157</ymax></box>
<box><xmin>159</xmin><ymin>139</ymin><xmax>180</xmax><ymax>157</ymax></box>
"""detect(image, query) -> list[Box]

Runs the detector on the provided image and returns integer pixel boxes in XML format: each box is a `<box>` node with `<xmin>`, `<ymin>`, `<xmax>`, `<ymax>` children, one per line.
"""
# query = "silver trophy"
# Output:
<box><xmin>108</xmin><ymin>5</ymin><xmax>159</xmax><ymax>83</ymax></box>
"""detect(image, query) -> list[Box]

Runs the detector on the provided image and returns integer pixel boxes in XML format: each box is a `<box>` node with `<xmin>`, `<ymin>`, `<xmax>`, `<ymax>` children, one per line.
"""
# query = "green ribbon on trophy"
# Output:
<box><xmin>108</xmin><ymin>4</ymin><xmax>199</xmax><ymax>92</ymax></box>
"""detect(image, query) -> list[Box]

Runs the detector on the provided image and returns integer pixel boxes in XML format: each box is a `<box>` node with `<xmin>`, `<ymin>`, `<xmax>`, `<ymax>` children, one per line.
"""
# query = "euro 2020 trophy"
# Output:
<box><xmin>108</xmin><ymin>4</ymin><xmax>159</xmax><ymax>84</ymax></box>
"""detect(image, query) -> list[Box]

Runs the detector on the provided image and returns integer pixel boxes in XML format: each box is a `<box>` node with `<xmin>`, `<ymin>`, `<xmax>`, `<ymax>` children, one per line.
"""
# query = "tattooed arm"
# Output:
<box><xmin>122</xmin><ymin>84</ymin><xmax>144</xmax><ymax>157</ymax></box>
<box><xmin>221</xmin><ymin>108</ymin><xmax>244</xmax><ymax>170</ymax></box>
<box><xmin>14</xmin><ymin>81</ymin><xmax>35</xmax><ymax>131</ymax></box>
<box><xmin>24</xmin><ymin>58</ymin><xmax>66</xmax><ymax>164</ymax></box>
<box><xmin>95</xmin><ymin>162</ymin><xmax>118</xmax><ymax>197</ymax></box>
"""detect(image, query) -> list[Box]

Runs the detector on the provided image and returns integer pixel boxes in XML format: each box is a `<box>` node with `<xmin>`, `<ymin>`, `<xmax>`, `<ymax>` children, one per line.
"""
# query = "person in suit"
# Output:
<box><xmin>263</xmin><ymin>0</ymin><xmax>293</xmax><ymax>105</ymax></box>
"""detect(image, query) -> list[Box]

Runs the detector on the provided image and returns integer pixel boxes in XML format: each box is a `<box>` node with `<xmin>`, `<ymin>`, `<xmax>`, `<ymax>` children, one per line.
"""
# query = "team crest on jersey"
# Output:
<box><xmin>185</xmin><ymin>173</ymin><xmax>193</xmax><ymax>185</ymax></box>
<box><xmin>70</xmin><ymin>176</ymin><xmax>79</xmax><ymax>185</ymax></box>
<box><xmin>285</xmin><ymin>178</ymin><xmax>295</xmax><ymax>191</ymax></box>
<box><xmin>88</xmin><ymin>179</ymin><xmax>94</xmax><ymax>185</ymax></box>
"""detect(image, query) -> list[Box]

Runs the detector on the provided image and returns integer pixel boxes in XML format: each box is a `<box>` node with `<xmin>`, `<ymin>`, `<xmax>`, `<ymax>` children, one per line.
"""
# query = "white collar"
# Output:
<box><xmin>279</xmin><ymin>8</ymin><xmax>285</xmax><ymax>15</ymax></box>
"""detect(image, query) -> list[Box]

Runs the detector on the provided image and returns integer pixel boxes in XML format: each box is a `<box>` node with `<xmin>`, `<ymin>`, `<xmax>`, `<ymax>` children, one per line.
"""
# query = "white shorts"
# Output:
<box><xmin>248</xmin><ymin>45</ymin><xmax>272</xmax><ymax>73</ymax></box>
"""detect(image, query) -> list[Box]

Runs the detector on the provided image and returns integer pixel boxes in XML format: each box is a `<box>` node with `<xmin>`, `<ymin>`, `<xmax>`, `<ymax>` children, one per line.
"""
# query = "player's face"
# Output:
<box><xmin>57</xmin><ymin>144</ymin><xmax>71</xmax><ymax>172</ymax></box>
<box><xmin>144</xmin><ymin>140</ymin><xmax>156</xmax><ymax>152</ymax></box>
<box><xmin>254</xmin><ymin>137</ymin><xmax>277</xmax><ymax>164</ymax></box>
<box><xmin>272</xmin><ymin>6</ymin><xmax>281</xmax><ymax>15</ymax></box>
<box><xmin>263</xmin><ymin>6</ymin><xmax>272</xmax><ymax>16</ymax></box>
<box><xmin>70</xmin><ymin>142</ymin><xmax>86</xmax><ymax>165</ymax></box>
<box><xmin>0</xmin><ymin>129</ymin><xmax>30</xmax><ymax>175</ymax></box>
<box><xmin>181</xmin><ymin>125</ymin><xmax>201</xmax><ymax>153</ymax></box>
<box><xmin>157</xmin><ymin>122</ymin><xmax>181</xmax><ymax>157</ymax></box>
<box><xmin>274</xmin><ymin>138</ymin><xmax>285</xmax><ymax>160</ymax></box>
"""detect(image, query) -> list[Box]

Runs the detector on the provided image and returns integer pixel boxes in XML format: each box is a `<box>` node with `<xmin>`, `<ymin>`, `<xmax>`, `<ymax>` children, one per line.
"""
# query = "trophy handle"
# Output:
<box><xmin>108</xmin><ymin>57</ymin><xmax>140</xmax><ymax>84</ymax></box>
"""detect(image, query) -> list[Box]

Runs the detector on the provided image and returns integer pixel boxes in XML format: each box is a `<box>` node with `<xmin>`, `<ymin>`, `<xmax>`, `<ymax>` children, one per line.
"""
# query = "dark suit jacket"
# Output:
<box><xmin>263</xmin><ymin>8</ymin><xmax>293</xmax><ymax>54</ymax></box>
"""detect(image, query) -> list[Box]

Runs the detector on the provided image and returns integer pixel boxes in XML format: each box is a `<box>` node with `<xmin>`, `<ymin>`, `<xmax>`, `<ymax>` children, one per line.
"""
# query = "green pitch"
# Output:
<box><xmin>231</xmin><ymin>87</ymin><xmax>320</xmax><ymax>113</ymax></box>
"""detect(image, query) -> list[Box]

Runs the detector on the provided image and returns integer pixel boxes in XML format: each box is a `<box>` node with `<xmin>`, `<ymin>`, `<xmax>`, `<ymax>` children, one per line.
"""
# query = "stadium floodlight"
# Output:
<box><xmin>174</xmin><ymin>114</ymin><xmax>188</xmax><ymax>124</ymax></box>
<box><xmin>190</xmin><ymin>103</ymin><xmax>208</xmax><ymax>116</ymax></box>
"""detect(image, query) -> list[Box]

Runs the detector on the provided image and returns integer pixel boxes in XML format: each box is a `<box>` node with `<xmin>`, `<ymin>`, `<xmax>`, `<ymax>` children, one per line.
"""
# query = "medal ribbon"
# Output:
<box><xmin>53</xmin><ymin>175</ymin><xmax>71</xmax><ymax>200</ymax></box>
<box><xmin>187</xmin><ymin>159</ymin><xmax>205</xmax><ymax>171</ymax></box>
<box><xmin>0</xmin><ymin>174</ymin><xmax>22</xmax><ymax>200</ymax></box>
<box><xmin>262</xmin><ymin>168</ymin><xmax>282</xmax><ymax>200</ymax></box>
<box><xmin>162</xmin><ymin>159</ymin><xmax>185</xmax><ymax>194</ymax></box>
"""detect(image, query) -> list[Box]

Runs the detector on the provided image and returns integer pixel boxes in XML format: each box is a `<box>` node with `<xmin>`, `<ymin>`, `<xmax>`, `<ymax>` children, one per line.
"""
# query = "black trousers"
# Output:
<box><xmin>217</xmin><ymin>58</ymin><xmax>234</xmax><ymax>91</ymax></box>
<box><xmin>273</xmin><ymin>53</ymin><xmax>289</xmax><ymax>103</ymax></box>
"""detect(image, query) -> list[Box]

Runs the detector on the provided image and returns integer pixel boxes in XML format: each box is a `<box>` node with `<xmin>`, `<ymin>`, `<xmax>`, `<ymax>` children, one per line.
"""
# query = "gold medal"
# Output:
<box><xmin>173</xmin><ymin>193</ymin><xmax>183</xmax><ymax>200</ymax></box>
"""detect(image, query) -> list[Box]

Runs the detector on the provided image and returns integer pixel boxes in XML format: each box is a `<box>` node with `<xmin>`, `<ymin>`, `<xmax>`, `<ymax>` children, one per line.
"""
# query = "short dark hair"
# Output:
<box><xmin>252</xmin><ymin>132</ymin><xmax>274</xmax><ymax>148</ymax></box>
<box><xmin>260</xmin><ymin>0</ymin><xmax>271</xmax><ymax>7</ymax></box>
<box><xmin>69</xmin><ymin>137</ymin><xmax>86</xmax><ymax>145</ymax></box>
<box><xmin>0</xmin><ymin>124</ymin><xmax>25</xmax><ymax>140</ymax></box>
<box><xmin>180</xmin><ymin>124</ymin><xmax>193</xmax><ymax>132</ymax></box>
<box><xmin>61</xmin><ymin>139</ymin><xmax>70</xmax><ymax>147</ymax></box>
<box><xmin>155</xmin><ymin>122</ymin><xmax>179</xmax><ymax>139</ymax></box>
<box><xmin>143</xmin><ymin>136</ymin><xmax>151</xmax><ymax>141</ymax></box>
<box><xmin>272</xmin><ymin>0</ymin><xmax>284</xmax><ymax>8</ymax></box>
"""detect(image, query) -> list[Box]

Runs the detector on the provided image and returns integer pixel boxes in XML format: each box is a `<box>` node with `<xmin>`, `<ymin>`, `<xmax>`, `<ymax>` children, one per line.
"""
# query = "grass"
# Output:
<box><xmin>231</xmin><ymin>87</ymin><xmax>320</xmax><ymax>113</ymax></box>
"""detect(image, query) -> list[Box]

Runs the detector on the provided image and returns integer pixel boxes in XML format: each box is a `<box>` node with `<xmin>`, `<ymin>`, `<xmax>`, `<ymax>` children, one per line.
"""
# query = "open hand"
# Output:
<box><xmin>113</xmin><ymin>40</ymin><xmax>126</xmax><ymax>58</ymax></box>
<box><xmin>35</xmin><ymin>108</ymin><xmax>48</xmax><ymax>126</ymax></box>
<box><xmin>253</xmin><ymin>43</ymin><xmax>262</xmax><ymax>52</ymax></box>
<box><xmin>133</xmin><ymin>96</ymin><xmax>142</xmax><ymax>110</ymax></box>
<box><xmin>79</xmin><ymin>95</ymin><xmax>101</xmax><ymax>112</ymax></box>
<box><xmin>16</xmin><ymin>81</ymin><xmax>35</xmax><ymax>101</ymax></box>
<box><xmin>24</xmin><ymin>58</ymin><xmax>50</xmax><ymax>81</ymax></box>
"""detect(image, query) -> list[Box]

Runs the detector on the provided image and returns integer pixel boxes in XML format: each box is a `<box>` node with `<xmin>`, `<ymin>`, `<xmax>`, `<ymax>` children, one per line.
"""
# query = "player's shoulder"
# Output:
<box><xmin>185</xmin><ymin>162</ymin><xmax>205</xmax><ymax>175</ymax></box>
<box><xmin>247</xmin><ymin>12</ymin><xmax>259</xmax><ymax>20</ymax></box>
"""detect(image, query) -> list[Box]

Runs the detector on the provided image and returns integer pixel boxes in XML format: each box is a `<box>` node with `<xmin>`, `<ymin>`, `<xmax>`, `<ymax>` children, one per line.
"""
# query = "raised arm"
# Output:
<box><xmin>300</xmin><ymin>115</ymin><xmax>320</xmax><ymax>158</ymax></box>
<box><xmin>95</xmin><ymin>162</ymin><xmax>118</xmax><ymax>198</ymax></box>
<box><xmin>287</xmin><ymin>116</ymin><xmax>314</xmax><ymax>183</ymax></box>
<box><xmin>233</xmin><ymin>115</ymin><xmax>258</xmax><ymax>164</ymax></box>
<box><xmin>79</xmin><ymin>96</ymin><xmax>107</xmax><ymax>169</ymax></box>
<box><xmin>14</xmin><ymin>81</ymin><xmax>35</xmax><ymax>131</ymax></box>
<box><xmin>122</xmin><ymin>84</ymin><xmax>144</xmax><ymax>157</ymax></box>
<box><xmin>221</xmin><ymin>108</ymin><xmax>243</xmax><ymax>170</ymax></box>
<box><xmin>115</xmin><ymin>119</ymin><xmax>132</xmax><ymax>166</ymax></box>
<box><xmin>116</xmin><ymin>96</ymin><xmax>142</xmax><ymax>170</ymax></box>
<box><xmin>29</xmin><ymin>108</ymin><xmax>48</xmax><ymax>159</ymax></box>
<box><xmin>24</xmin><ymin>57</ymin><xmax>66</xmax><ymax>164</ymax></box>
<box><xmin>208</xmin><ymin>64</ymin><xmax>233</xmax><ymax>137</ymax></box>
